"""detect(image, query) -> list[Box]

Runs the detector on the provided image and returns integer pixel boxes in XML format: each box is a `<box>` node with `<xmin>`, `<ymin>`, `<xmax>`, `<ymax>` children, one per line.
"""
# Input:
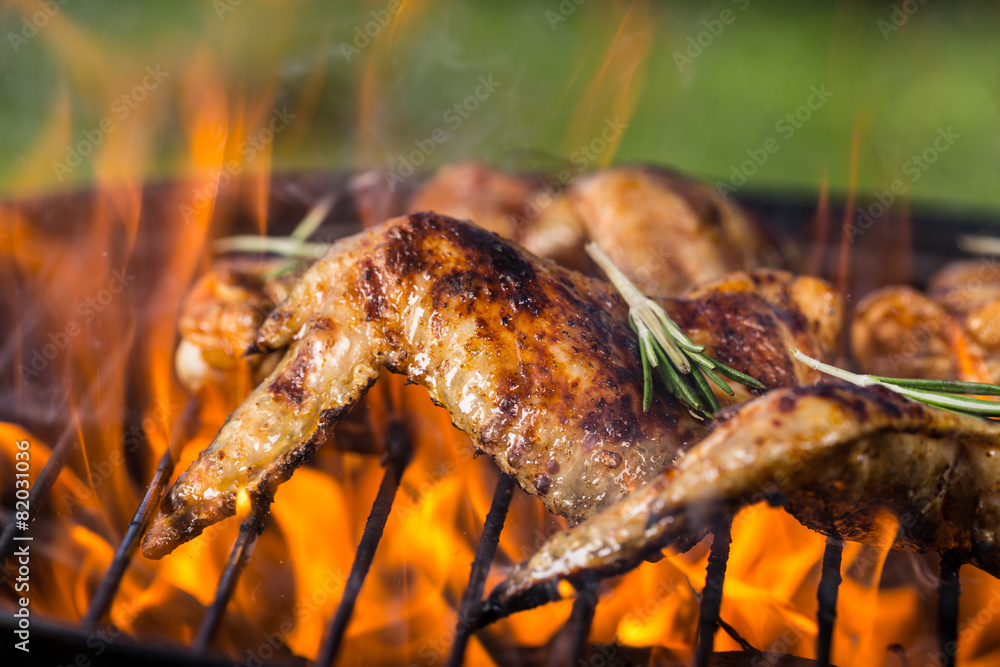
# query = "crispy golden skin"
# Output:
<box><xmin>929</xmin><ymin>259</ymin><xmax>1000</xmax><ymax>381</ymax></box>
<box><xmin>522</xmin><ymin>166</ymin><xmax>776</xmax><ymax>296</ymax></box>
<box><xmin>408</xmin><ymin>160</ymin><xmax>542</xmax><ymax>242</ymax></box>
<box><xmin>176</xmin><ymin>165</ymin><xmax>777</xmax><ymax>393</ymax></box>
<box><xmin>487</xmin><ymin>384</ymin><xmax>1000</xmax><ymax>616</ymax></box>
<box><xmin>851</xmin><ymin>259</ymin><xmax>1000</xmax><ymax>383</ymax></box>
<box><xmin>850</xmin><ymin>286</ymin><xmax>965</xmax><ymax>381</ymax></box>
<box><xmin>175</xmin><ymin>257</ymin><xmax>299</xmax><ymax>394</ymax></box>
<box><xmin>142</xmin><ymin>214</ymin><xmax>838</xmax><ymax>559</ymax></box>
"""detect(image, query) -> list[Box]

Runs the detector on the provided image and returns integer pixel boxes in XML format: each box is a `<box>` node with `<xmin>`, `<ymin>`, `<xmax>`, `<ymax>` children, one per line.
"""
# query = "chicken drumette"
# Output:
<box><xmin>143</xmin><ymin>213</ymin><xmax>837</xmax><ymax>558</ymax></box>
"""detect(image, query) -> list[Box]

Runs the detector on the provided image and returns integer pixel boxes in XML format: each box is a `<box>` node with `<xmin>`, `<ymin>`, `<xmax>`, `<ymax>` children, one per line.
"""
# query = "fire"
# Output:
<box><xmin>4</xmin><ymin>4</ymin><xmax>1000</xmax><ymax>667</ymax></box>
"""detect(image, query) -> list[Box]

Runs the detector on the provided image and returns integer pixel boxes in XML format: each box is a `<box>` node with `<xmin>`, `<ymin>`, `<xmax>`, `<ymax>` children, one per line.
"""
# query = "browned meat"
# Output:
<box><xmin>175</xmin><ymin>256</ymin><xmax>300</xmax><ymax>394</ymax></box>
<box><xmin>522</xmin><ymin>166</ymin><xmax>778</xmax><ymax>296</ymax></box>
<box><xmin>177</xmin><ymin>165</ymin><xmax>779</xmax><ymax>394</ymax></box>
<box><xmin>850</xmin><ymin>286</ymin><xmax>968</xmax><ymax>381</ymax></box>
<box><xmin>851</xmin><ymin>259</ymin><xmax>1000</xmax><ymax>383</ymax></box>
<box><xmin>486</xmin><ymin>384</ymin><xmax>1000</xmax><ymax>616</ymax></box>
<box><xmin>408</xmin><ymin>160</ymin><xmax>543</xmax><ymax>241</ymax></box>
<box><xmin>142</xmin><ymin>214</ymin><xmax>839</xmax><ymax>559</ymax></box>
<box><xmin>929</xmin><ymin>260</ymin><xmax>1000</xmax><ymax>381</ymax></box>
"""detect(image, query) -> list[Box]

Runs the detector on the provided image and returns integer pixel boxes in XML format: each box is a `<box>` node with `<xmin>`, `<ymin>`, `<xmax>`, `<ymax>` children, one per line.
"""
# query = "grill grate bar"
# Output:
<box><xmin>447</xmin><ymin>473</ymin><xmax>516</xmax><ymax>667</ymax></box>
<box><xmin>0</xmin><ymin>424</ymin><xmax>75</xmax><ymax>567</ymax></box>
<box><xmin>83</xmin><ymin>398</ymin><xmax>200</xmax><ymax>630</ymax></box>
<box><xmin>816</xmin><ymin>534</ymin><xmax>843</xmax><ymax>667</ymax></box>
<box><xmin>695</xmin><ymin>519</ymin><xmax>733</xmax><ymax>667</ymax></box>
<box><xmin>937</xmin><ymin>550</ymin><xmax>962</xmax><ymax>667</ymax></box>
<box><xmin>315</xmin><ymin>418</ymin><xmax>411</xmax><ymax>666</ymax></box>
<box><xmin>192</xmin><ymin>504</ymin><xmax>271</xmax><ymax>655</ymax></box>
<box><xmin>561</xmin><ymin>582</ymin><xmax>598</xmax><ymax>667</ymax></box>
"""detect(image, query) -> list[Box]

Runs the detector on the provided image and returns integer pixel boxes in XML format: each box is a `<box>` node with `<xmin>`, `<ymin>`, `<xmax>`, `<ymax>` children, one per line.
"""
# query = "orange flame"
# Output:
<box><xmin>4</xmin><ymin>6</ymin><xmax>1000</xmax><ymax>666</ymax></box>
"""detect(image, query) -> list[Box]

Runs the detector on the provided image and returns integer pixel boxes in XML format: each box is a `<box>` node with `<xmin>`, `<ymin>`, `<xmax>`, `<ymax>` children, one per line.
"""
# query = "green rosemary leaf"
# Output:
<box><xmin>651</xmin><ymin>343</ymin><xmax>708</xmax><ymax>415</ymax></box>
<box><xmin>712</xmin><ymin>360</ymin><xmax>767</xmax><ymax>391</ymax></box>
<box><xmin>640</xmin><ymin>336</ymin><xmax>653</xmax><ymax>413</ymax></box>
<box><xmin>691</xmin><ymin>366</ymin><xmax>721</xmax><ymax>414</ymax></box>
<box><xmin>791</xmin><ymin>347</ymin><xmax>1000</xmax><ymax>420</ymax></box>
<box><xmin>872</xmin><ymin>376</ymin><xmax>1000</xmax><ymax>396</ymax></box>
<box><xmin>698</xmin><ymin>363</ymin><xmax>736</xmax><ymax>396</ymax></box>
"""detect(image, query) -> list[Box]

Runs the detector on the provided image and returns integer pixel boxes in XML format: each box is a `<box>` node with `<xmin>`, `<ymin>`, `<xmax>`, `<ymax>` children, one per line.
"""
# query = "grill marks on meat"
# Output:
<box><xmin>487</xmin><ymin>384</ymin><xmax>1000</xmax><ymax>613</ymax></box>
<box><xmin>141</xmin><ymin>214</ymin><xmax>838</xmax><ymax>559</ymax></box>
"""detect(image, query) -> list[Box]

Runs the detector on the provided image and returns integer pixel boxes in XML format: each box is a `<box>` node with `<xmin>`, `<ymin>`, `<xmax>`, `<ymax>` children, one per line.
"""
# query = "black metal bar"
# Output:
<box><xmin>937</xmin><ymin>550</ymin><xmax>962</xmax><ymax>667</ymax></box>
<box><xmin>560</xmin><ymin>582</ymin><xmax>598</xmax><ymax>667</ymax></box>
<box><xmin>816</xmin><ymin>534</ymin><xmax>844</xmax><ymax>667</ymax></box>
<box><xmin>192</xmin><ymin>505</ymin><xmax>271</xmax><ymax>654</ymax></box>
<box><xmin>446</xmin><ymin>473</ymin><xmax>516</xmax><ymax>667</ymax></box>
<box><xmin>83</xmin><ymin>398</ymin><xmax>200</xmax><ymax>630</ymax></box>
<box><xmin>1</xmin><ymin>612</ymin><xmax>240</xmax><ymax>667</ymax></box>
<box><xmin>315</xmin><ymin>419</ymin><xmax>411</xmax><ymax>665</ymax></box>
<box><xmin>0</xmin><ymin>424</ymin><xmax>75</xmax><ymax>567</ymax></box>
<box><xmin>695</xmin><ymin>519</ymin><xmax>733</xmax><ymax>667</ymax></box>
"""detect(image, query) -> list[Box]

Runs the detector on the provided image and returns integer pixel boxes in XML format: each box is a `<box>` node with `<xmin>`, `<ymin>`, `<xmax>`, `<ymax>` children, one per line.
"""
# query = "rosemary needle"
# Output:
<box><xmin>213</xmin><ymin>194</ymin><xmax>337</xmax><ymax>269</ymax></box>
<box><xmin>587</xmin><ymin>242</ymin><xmax>766</xmax><ymax>416</ymax></box>
<box><xmin>790</xmin><ymin>348</ymin><xmax>1000</xmax><ymax>419</ymax></box>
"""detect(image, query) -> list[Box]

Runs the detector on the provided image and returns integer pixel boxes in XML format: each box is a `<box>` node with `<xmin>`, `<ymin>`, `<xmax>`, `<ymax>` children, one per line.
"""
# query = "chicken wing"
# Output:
<box><xmin>142</xmin><ymin>213</ymin><xmax>839</xmax><ymax>559</ymax></box>
<box><xmin>174</xmin><ymin>256</ymin><xmax>300</xmax><ymax>394</ymax></box>
<box><xmin>485</xmin><ymin>384</ymin><xmax>1000</xmax><ymax>618</ymax></box>
<box><xmin>851</xmin><ymin>259</ymin><xmax>1000</xmax><ymax>383</ymax></box>
<box><xmin>522</xmin><ymin>165</ymin><xmax>778</xmax><ymax>296</ymax></box>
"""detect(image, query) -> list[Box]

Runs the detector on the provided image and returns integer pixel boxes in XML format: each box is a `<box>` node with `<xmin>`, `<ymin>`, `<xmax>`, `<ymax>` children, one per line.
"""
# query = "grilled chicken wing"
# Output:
<box><xmin>522</xmin><ymin>166</ymin><xmax>777</xmax><ymax>296</ymax></box>
<box><xmin>142</xmin><ymin>214</ymin><xmax>839</xmax><ymax>559</ymax></box>
<box><xmin>850</xmin><ymin>286</ymin><xmax>967</xmax><ymax>381</ymax></box>
<box><xmin>851</xmin><ymin>259</ymin><xmax>1000</xmax><ymax>383</ymax></box>
<box><xmin>175</xmin><ymin>256</ymin><xmax>300</xmax><ymax>394</ymax></box>
<box><xmin>929</xmin><ymin>260</ymin><xmax>1000</xmax><ymax>381</ymax></box>
<box><xmin>176</xmin><ymin>165</ymin><xmax>778</xmax><ymax>393</ymax></box>
<box><xmin>486</xmin><ymin>384</ymin><xmax>1000</xmax><ymax>617</ymax></box>
<box><xmin>408</xmin><ymin>160</ymin><xmax>543</xmax><ymax>242</ymax></box>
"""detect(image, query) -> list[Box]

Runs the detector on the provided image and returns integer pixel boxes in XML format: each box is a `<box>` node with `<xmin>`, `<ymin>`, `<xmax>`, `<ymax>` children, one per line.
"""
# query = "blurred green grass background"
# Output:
<box><xmin>1</xmin><ymin>0</ymin><xmax>998</xmax><ymax>217</ymax></box>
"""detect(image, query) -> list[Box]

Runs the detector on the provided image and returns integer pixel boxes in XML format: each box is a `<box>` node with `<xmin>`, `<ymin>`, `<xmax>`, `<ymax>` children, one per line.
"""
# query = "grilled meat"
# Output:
<box><xmin>408</xmin><ymin>160</ymin><xmax>543</xmax><ymax>242</ymax></box>
<box><xmin>851</xmin><ymin>259</ymin><xmax>1000</xmax><ymax>383</ymax></box>
<box><xmin>175</xmin><ymin>256</ymin><xmax>300</xmax><ymax>394</ymax></box>
<box><xmin>522</xmin><ymin>165</ymin><xmax>777</xmax><ymax>296</ymax></box>
<box><xmin>929</xmin><ymin>259</ymin><xmax>1000</xmax><ymax>381</ymax></box>
<box><xmin>142</xmin><ymin>213</ymin><xmax>839</xmax><ymax>559</ymax></box>
<box><xmin>486</xmin><ymin>384</ymin><xmax>1000</xmax><ymax>617</ymax></box>
<box><xmin>176</xmin><ymin>165</ymin><xmax>777</xmax><ymax>393</ymax></box>
<box><xmin>850</xmin><ymin>286</ymin><xmax>968</xmax><ymax>381</ymax></box>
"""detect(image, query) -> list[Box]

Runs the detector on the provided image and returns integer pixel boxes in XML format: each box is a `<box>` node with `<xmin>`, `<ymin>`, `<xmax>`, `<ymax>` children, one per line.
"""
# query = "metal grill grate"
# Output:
<box><xmin>1</xmin><ymin>177</ymin><xmax>992</xmax><ymax>666</ymax></box>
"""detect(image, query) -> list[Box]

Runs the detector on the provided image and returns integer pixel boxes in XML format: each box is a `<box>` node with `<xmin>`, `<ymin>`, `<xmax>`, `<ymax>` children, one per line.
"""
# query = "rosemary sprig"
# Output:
<box><xmin>213</xmin><ymin>194</ymin><xmax>336</xmax><ymax>276</ymax></box>
<box><xmin>585</xmin><ymin>242</ymin><xmax>766</xmax><ymax>416</ymax></box>
<box><xmin>790</xmin><ymin>348</ymin><xmax>1000</xmax><ymax>419</ymax></box>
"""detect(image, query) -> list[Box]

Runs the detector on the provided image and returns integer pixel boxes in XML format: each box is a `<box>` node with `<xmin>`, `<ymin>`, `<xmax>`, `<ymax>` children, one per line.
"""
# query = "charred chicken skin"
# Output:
<box><xmin>487</xmin><ymin>383</ymin><xmax>1000</xmax><ymax>616</ymax></box>
<box><xmin>175</xmin><ymin>165</ymin><xmax>777</xmax><ymax>393</ymax></box>
<box><xmin>142</xmin><ymin>213</ymin><xmax>838</xmax><ymax>559</ymax></box>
